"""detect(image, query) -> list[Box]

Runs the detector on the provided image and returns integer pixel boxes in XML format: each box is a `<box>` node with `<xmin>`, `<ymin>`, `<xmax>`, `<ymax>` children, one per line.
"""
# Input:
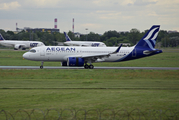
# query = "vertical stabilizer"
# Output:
<box><xmin>135</xmin><ymin>25</ymin><xmax>160</xmax><ymax>50</ymax></box>
<box><xmin>64</xmin><ymin>32</ymin><xmax>72</xmax><ymax>42</ymax></box>
<box><xmin>0</xmin><ymin>34</ymin><xmax>5</xmax><ymax>41</ymax></box>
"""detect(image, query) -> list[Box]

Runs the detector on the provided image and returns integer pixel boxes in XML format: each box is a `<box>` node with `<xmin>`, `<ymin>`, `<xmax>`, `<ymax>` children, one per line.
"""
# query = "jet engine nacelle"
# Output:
<box><xmin>14</xmin><ymin>44</ymin><xmax>26</xmax><ymax>50</ymax></box>
<box><xmin>14</xmin><ymin>44</ymin><xmax>22</xmax><ymax>50</ymax></box>
<box><xmin>67</xmin><ymin>57</ymin><xmax>84</xmax><ymax>66</ymax></box>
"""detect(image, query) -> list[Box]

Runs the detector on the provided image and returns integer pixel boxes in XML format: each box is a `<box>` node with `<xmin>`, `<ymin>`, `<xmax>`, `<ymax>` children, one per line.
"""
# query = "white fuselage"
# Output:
<box><xmin>64</xmin><ymin>41</ymin><xmax>106</xmax><ymax>47</ymax></box>
<box><xmin>0</xmin><ymin>40</ymin><xmax>45</xmax><ymax>49</ymax></box>
<box><xmin>23</xmin><ymin>46</ymin><xmax>134</xmax><ymax>62</ymax></box>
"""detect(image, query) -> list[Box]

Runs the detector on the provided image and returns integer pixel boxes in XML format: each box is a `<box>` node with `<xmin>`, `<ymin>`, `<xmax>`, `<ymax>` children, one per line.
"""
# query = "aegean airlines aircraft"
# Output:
<box><xmin>0</xmin><ymin>34</ymin><xmax>45</xmax><ymax>50</ymax></box>
<box><xmin>23</xmin><ymin>25</ymin><xmax>162</xmax><ymax>69</ymax></box>
<box><xmin>63</xmin><ymin>32</ymin><xmax>106</xmax><ymax>47</ymax></box>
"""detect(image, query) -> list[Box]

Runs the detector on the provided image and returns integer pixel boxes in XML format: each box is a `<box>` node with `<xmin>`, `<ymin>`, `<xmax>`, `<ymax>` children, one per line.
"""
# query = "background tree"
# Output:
<box><xmin>100</xmin><ymin>30</ymin><xmax>120</xmax><ymax>42</ymax></box>
<box><xmin>158</xmin><ymin>30</ymin><xmax>168</xmax><ymax>42</ymax></box>
<box><xmin>0</xmin><ymin>28</ymin><xmax>179</xmax><ymax>48</ymax></box>
<box><xmin>129</xmin><ymin>28</ymin><xmax>140</xmax><ymax>45</ymax></box>
<box><xmin>161</xmin><ymin>37</ymin><xmax>169</xmax><ymax>47</ymax></box>
<box><xmin>68</xmin><ymin>31</ymin><xmax>75</xmax><ymax>41</ymax></box>
<box><xmin>87</xmin><ymin>32</ymin><xmax>100</xmax><ymax>41</ymax></box>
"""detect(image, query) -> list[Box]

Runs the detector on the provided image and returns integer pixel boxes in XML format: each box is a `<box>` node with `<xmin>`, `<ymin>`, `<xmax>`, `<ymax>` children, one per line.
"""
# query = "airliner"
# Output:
<box><xmin>0</xmin><ymin>34</ymin><xmax>45</xmax><ymax>50</ymax></box>
<box><xmin>23</xmin><ymin>25</ymin><xmax>162</xmax><ymax>69</ymax></box>
<box><xmin>63</xmin><ymin>32</ymin><xmax>106</xmax><ymax>47</ymax></box>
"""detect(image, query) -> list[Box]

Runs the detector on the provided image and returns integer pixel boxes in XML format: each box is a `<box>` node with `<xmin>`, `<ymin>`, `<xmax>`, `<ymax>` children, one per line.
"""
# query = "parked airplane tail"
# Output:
<box><xmin>0</xmin><ymin>34</ymin><xmax>5</xmax><ymax>41</ymax></box>
<box><xmin>135</xmin><ymin>25</ymin><xmax>160</xmax><ymax>50</ymax></box>
<box><xmin>64</xmin><ymin>32</ymin><xmax>72</xmax><ymax>42</ymax></box>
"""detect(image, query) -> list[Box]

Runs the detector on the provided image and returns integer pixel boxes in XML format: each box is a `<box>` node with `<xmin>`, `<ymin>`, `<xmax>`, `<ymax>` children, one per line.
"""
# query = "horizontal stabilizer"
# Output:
<box><xmin>143</xmin><ymin>49</ymin><xmax>162</xmax><ymax>55</ymax></box>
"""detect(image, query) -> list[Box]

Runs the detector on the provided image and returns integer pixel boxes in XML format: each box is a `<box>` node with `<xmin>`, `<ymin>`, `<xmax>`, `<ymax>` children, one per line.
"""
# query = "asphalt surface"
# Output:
<box><xmin>0</xmin><ymin>66</ymin><xmax>179</xmax><ymax>70</ymax></box>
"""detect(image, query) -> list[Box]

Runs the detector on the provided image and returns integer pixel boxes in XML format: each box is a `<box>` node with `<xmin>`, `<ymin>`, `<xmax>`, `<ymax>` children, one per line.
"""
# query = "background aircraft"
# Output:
<box><xmin>63</xmin><ymin>32</ymin><xmax>106</xmax><ymax>47</ymax></box>
<box><xmin>0</xmin><ymin>34</ymin><xmax>45</xmax><ymax>50</ymax></box>
<box><xmin>23</xmin><ymin>25</ymin><xmax>162</xmax><ymax>69</ymax></box>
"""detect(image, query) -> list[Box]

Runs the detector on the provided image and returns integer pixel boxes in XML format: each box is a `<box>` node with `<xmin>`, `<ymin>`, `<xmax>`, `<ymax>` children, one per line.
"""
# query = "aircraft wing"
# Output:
<box><xmin>82</xmin><ymin>53</ymin><xmax>109</xmax><ymax>58</ymax></box>
<box><xmin>63</xmin><ymin>44</ymin><xmax>122</xmax><ymax>61</ymax></box>
<box><xmin>81</xmin><ymin>44</ymin><xmax>122</xmax><ymax>59</ymax></box>
<box><xmin>63</xmin><ymin>53</ymin><xmax>109</xmax><ymax>61</ymax></box>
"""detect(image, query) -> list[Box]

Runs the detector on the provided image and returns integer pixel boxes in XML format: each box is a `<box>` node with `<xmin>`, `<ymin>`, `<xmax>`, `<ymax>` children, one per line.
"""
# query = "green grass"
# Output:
<box><xmin>0</xmin><ymin>69</ymin><xmax>179</xmax><ymax>89</ymax></box>
<box><xmin>0</xmin><ymin>69</ymin><xmax>179</xmax><ymax>112</ymax></box>
<box><xmin>0</xmin><ymin>49</ymin><xmax>179</xmax><ymax>119</ymax></box>
<box><xmin>1</xmin><ymin>89</ymin><xmax>178</xmax><ymax>110</ymax></box>
<box><xmin>1</xmin><ymin>89</ymin><xmax>178</xmax><ymax>119</ymax></box>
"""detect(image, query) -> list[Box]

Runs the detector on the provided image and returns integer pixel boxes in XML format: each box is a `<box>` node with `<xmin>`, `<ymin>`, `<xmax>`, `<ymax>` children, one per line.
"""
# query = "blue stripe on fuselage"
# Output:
<box><xmin>114</xmin><ymin>47</ymin><xmax>162</xmax><ymax>62</ymax></box>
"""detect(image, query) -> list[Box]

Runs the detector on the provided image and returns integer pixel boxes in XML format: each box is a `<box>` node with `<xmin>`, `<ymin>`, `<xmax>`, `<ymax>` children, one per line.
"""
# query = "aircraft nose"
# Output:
<box><xmin>23</xmin><ymin>52</ymin><xmax>29</xmax><ymax>59</ymax></box>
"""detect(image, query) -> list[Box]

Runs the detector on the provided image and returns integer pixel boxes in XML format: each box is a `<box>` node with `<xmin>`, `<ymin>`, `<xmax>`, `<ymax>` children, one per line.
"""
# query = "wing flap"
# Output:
<box><xmin>83</xmin><ymin>53</ymin><xmax>109</xmax><ymax>58</ymax></box>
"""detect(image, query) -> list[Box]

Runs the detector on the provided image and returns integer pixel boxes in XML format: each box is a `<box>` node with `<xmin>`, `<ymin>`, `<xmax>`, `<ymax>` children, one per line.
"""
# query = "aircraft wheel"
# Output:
<box><xmin>40</xmin><ymin>66</ymin><xmax>43</xmax><ymax>69</ymax></box>
<box><xmin>89</xmin><ymin>65</ymin><xmax>94</xmax><ymax>69</ymax></box>
<box><xmin>84</xmin><ymin>64</ymin><xmax>89</xmax><ymax>69</ymax></box>
<box><xmin>40</xmin><ymin>61</ymin><xmax>44</xmax><ymax>69</ymax></box>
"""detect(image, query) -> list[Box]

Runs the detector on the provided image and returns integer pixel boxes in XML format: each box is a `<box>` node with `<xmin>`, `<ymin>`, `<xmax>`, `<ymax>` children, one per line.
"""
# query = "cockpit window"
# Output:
<box><xmin>29</xmin><ymin>49</ymin><xmax>36</xmax><ymax>53</ymax></box>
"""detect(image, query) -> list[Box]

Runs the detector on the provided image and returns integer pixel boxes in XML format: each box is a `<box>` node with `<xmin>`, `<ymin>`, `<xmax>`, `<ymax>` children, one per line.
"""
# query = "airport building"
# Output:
<box><xmin>16</xmin><ymin>18</ymin><xmax>60</xmax><ymax>34</ymax></box>
<box><xmin>25</xmin><ymin>28</ymin><xmax>60</xmax><ymax>33</ymax></box>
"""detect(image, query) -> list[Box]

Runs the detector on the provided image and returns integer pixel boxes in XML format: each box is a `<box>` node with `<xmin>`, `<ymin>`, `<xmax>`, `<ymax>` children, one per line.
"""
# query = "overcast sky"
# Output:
<box><xmin>0</xmin><ymin>0</ymin><xmax>178</xmax><ymax>34</ymax></box>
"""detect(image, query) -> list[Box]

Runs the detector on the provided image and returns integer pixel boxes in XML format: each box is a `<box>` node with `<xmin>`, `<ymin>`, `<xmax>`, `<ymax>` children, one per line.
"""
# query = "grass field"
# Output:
<box><xmin>0</xmin><ymin>48</ymin><xmax>179</xmax><ymax>119</ymax></box>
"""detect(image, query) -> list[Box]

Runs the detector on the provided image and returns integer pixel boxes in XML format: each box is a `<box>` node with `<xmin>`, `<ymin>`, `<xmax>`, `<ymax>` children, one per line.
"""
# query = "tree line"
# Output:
<box><xmin>0</xmin><ymin>28</ymin><xmax>179</xmax><ymax>47</ymax></box>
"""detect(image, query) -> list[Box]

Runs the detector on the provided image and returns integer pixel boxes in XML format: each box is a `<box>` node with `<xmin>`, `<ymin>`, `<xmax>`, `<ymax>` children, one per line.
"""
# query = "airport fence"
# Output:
<box><xmin>0</xmin><ymin>108</ymin><xmax>179</xmax><ymax>120</ymax></box>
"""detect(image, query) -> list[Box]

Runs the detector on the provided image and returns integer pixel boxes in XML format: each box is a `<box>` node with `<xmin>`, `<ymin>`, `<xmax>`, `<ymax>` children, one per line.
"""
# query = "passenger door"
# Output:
<box><xmin>132</xmin><ymin>48</ymin><xmax>136</xmax><ymax>57</ymax></box>
<box><xmin>40</xmin><ymin>47</ymin><xmax>45</xmax><ymax>56</ymax></box>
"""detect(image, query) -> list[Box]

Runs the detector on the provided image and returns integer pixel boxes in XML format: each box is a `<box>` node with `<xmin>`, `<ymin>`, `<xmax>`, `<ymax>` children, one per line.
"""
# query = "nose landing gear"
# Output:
<box><xmin>40</xmin><ymin>61</ymin><xmax>44</xmax><ymax>69</ymax></box>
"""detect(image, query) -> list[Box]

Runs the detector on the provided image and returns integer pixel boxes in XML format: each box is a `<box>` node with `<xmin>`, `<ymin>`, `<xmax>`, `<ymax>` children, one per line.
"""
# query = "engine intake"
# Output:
<box><xmin>14</xmin><ymin>44</ymin><xmax>22</xmax><ymax>50</ymax></box>
<box><xmin>67</xmin><ymin>57</ymin><xmax>84</xmax><ymax>66</ymax></box>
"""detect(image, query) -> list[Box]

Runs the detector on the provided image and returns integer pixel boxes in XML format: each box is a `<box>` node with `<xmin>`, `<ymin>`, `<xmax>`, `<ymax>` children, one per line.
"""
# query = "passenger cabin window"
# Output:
<box><xmin>29</xmin><ymin>49</ymin><xmax>36</xmax><ymax>53</ymax></box>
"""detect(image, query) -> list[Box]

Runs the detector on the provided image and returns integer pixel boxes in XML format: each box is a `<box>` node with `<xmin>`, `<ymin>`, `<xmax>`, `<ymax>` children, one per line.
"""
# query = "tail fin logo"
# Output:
<box><xmin>64</xmin><ymin>32</ymin><xmax>72</xmax><ymax>42</ymax></box>
<box><xmin>144</xmin><ymin>26</ymin><xmax>160</xmax><ymax>50</ymax></box>
<box><xmin>0</xmin><ymin>34</ymin><xmax>5</xmax><ymax>41</ymax></box>
<box><xmin>143</xmin><ymin>26</ymin><xmax>159</xmax><ymax>50</ymax></box>
<box><xmin>136</xmin><ymin>25</ymin><xmax>160</xmax><ymax>50</ymax></box>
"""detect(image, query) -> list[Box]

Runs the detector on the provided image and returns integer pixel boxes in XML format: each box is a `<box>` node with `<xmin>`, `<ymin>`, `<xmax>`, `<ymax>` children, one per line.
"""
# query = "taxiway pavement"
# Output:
<box><xmin>0</xmin><ymin>66</ymin><xmax>179</xmax><ymax>70</ymax></box>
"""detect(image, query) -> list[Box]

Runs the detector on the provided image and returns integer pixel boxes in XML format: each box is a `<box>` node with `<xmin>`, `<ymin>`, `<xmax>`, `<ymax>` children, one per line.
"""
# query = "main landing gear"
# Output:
<box><xmin>84</xmin><ymin>64</ymin><xmax>94</xmax><ymax>69</ymax></box>
<box><xmin>39</xmin><ymin>61</ymin><xmax>94</xmax><ymax>69</ymax></box>
<box><xmin>40</xmin><ymin>61</ymin><xmax>44</xmax><ymax>69</ymax></box>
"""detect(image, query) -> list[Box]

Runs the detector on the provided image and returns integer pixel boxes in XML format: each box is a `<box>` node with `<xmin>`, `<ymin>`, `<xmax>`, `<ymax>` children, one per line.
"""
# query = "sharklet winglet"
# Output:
<box><xmin>111</xmin><ymin>44</ymin><xmax>123</xmax><ymax>54</ymax></box>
